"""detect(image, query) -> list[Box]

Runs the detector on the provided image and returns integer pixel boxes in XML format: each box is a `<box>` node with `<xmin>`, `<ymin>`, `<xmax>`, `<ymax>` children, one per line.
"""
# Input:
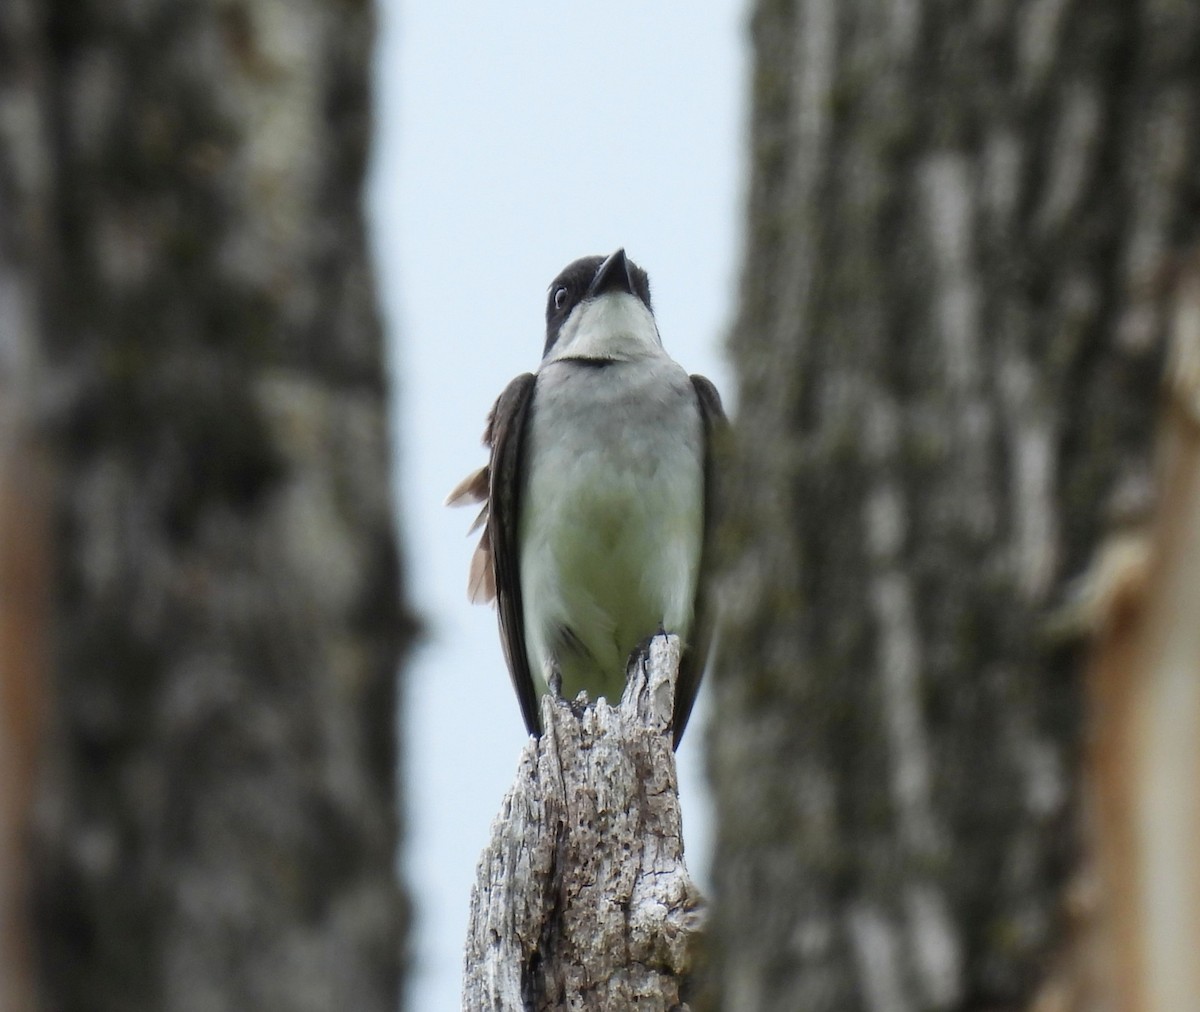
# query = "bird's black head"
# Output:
<box><xmin>543</xmin><ymin>248</ymin><xmax>653</xmax><ymax>357</ymax></box>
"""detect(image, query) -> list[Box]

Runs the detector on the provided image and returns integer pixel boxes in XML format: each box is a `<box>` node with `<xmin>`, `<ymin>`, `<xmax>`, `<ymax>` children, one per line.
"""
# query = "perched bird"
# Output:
<box><xmin>447</xmin><ymin>249</ymin><xmax>725</xmax><ymax>747</ymax></box>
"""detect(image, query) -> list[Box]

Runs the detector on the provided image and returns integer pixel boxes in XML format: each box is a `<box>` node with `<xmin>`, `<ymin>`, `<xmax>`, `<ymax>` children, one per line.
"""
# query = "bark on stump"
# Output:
<box><xmin>463</xmin><ymin>635</ymin><xmax>704</xmax><ymax>1012</ymax></box>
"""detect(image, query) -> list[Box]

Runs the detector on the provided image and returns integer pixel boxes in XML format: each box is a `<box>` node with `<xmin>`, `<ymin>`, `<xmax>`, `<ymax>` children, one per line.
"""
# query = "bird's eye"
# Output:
<box><xmin>553</xmin><ymin>286</ymin><xmax>569</xmax><ymax>310</ymax></box>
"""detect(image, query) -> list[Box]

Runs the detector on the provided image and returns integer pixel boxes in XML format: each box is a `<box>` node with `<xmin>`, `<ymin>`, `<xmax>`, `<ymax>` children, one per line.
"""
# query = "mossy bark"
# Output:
<box><xmin>707</xmin><ymin>1</ymin><xmax>1200</xmax><ymax>1009</ymax></box>
<box><xmin>0</xmin><ymin>1</ymin><xmax>411</xmax><ymax>1009</ymax></box>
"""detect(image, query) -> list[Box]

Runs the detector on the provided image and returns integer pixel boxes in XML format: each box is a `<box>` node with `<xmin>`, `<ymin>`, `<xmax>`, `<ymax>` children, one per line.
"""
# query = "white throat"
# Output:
<box><xmin>544</xmin><ymin>291</ymin><xmax>662</xmax><ymax>363</ymax></box>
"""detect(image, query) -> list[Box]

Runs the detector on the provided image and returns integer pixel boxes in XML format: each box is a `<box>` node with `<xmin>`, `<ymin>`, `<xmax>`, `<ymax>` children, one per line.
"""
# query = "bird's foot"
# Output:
<box><xmin>626</xmin><ymin>629</ymin><xmax>665</xmax><ymax>678</ymax></box>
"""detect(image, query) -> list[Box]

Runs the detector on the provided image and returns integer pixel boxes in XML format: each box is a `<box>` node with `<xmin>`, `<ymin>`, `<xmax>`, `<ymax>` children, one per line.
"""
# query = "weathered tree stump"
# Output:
<box><xmin>463</xmin><ymin>635</ymin><xmax>705</xmax><ymax>1011</ymax></box>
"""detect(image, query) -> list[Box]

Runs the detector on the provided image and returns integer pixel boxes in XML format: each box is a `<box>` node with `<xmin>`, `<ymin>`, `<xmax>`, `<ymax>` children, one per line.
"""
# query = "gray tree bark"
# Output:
<box><xmin>464</xmin><ymin>636</ymin><xmax>705</xmax><ymax>1011</ymax></box>
<box><xmin>0</xmin><ymin>2</ymin><xmax>410</xmax><ymax>1010</ymax></box>
<box><xmin>707</xmin><ymin>1</ymin><xmax>1200</xmax><ymax>1009</ymax></box>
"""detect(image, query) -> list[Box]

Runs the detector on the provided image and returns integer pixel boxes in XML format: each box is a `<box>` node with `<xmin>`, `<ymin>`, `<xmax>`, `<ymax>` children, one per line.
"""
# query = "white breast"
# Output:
<box><xmin>519</xmin><ymin>356</ymin><xmax>705</xmax><ymax>704</ymax></box>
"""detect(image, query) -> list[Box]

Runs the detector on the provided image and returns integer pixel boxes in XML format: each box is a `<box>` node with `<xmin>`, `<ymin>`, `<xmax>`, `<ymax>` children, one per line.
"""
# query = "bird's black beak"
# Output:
<box><xmin>587</xmin><ymin>248</ymin><xmax>634</xmax><ymax>298</ymax></box>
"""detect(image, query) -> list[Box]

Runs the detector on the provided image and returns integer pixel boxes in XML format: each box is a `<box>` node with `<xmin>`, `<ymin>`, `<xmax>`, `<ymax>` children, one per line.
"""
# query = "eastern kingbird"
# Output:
<box><xmin>447</xmin><ymin>249</ymin><xmax>725</xmax><ymax>747</ymax></box>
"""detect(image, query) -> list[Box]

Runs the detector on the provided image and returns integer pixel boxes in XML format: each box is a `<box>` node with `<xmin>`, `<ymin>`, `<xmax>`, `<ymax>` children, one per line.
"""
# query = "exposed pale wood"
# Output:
<box><xmin>463</xmin><ymin>635</ymin><xmax>704</xmax><ymax>1011</ymax></box>
<box><xmin>1081</xmin><ymin>259</ymin><xmax>1200</xmax><ymax>1012</ymax></box>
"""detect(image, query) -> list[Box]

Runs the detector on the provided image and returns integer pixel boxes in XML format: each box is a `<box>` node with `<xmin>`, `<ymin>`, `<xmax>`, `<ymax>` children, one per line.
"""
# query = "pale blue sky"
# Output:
<box><xmin>368</xmin><ymin>5</ymin><xmax>748</xmax><ymax>1006</ymax></box>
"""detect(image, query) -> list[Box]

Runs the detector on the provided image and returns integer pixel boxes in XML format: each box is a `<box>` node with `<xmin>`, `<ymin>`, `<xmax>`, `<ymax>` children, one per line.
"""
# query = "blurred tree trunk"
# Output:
<box><xmin>0</xmin><ymin>2</ymin><xmax>411</xmax><ymax>1010</ymax></box>
<box><xmin>708</xmin><ymin>1</ymin><xmax>1200</xmax><ymax>1009</ymax></box>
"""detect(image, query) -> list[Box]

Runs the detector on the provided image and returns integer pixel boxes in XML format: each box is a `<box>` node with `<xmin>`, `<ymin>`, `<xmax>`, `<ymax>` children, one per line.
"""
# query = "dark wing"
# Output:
<box><xmin>673</xmin><ymin>374</ymin><xmax>729</xmax><ymax>748</ymax></box>
<box><xmin>489</xmin><ymin>375</ymin><xmax>540</xmax><ymax>736</ymax></box>
<box><xmin>446</xmin><ymin>374</ymin><xmax>541</xmax><ymax>735</ymax></box>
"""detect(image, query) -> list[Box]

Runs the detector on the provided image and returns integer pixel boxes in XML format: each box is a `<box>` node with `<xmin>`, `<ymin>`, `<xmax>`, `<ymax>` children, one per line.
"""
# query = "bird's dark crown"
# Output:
<box><xmin>543</xmin><ymin>250</ymin><xmax>652</xmax><ymax>356</ymax></box>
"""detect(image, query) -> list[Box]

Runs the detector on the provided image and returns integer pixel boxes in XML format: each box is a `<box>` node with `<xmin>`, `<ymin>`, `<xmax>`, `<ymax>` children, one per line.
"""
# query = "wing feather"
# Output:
<box><xmin>466</xmin><ymin>504</ymin><xmax>488</xmax><ymax>536</ymax></box>
<box><xmin>485</xmin><ymin>374</ymin><xmax>540</xmax><ymax>735</ymax></box>
<box><xmin>444</xmin><ymin>465</ymin><xmax>489</xmax><ymax>507</ymax></box>
<box><xmin>447</xmin><ymin>373</ymin><xmax>540</xmax><ymax>735</ymax></box>
<box><xmin>673</xmin><ymin>374</ymin><xmax>729</xmax><ymax>747</ymax></box>
<box><xmin>467</xmin><ymin>529</ymin><xmax>495</xmax><ymax>605</ymax></box>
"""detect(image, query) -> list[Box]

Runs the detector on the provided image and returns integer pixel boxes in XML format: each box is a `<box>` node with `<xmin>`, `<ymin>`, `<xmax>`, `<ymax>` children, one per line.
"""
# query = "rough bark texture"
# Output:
<box><xmin>708</xmin><ymin>1</ymin><xmax>1200</xmax><ymax>1009</ymax></box>
<box><xmin>0</xmin><ymin>1</ymin><xmax>410</xmax><ymax>1010</ymax></box>
<box><xmin>464</xmin><ymin>635</ymin><xmax>705</xmax><ymax>1011</ymax></box>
